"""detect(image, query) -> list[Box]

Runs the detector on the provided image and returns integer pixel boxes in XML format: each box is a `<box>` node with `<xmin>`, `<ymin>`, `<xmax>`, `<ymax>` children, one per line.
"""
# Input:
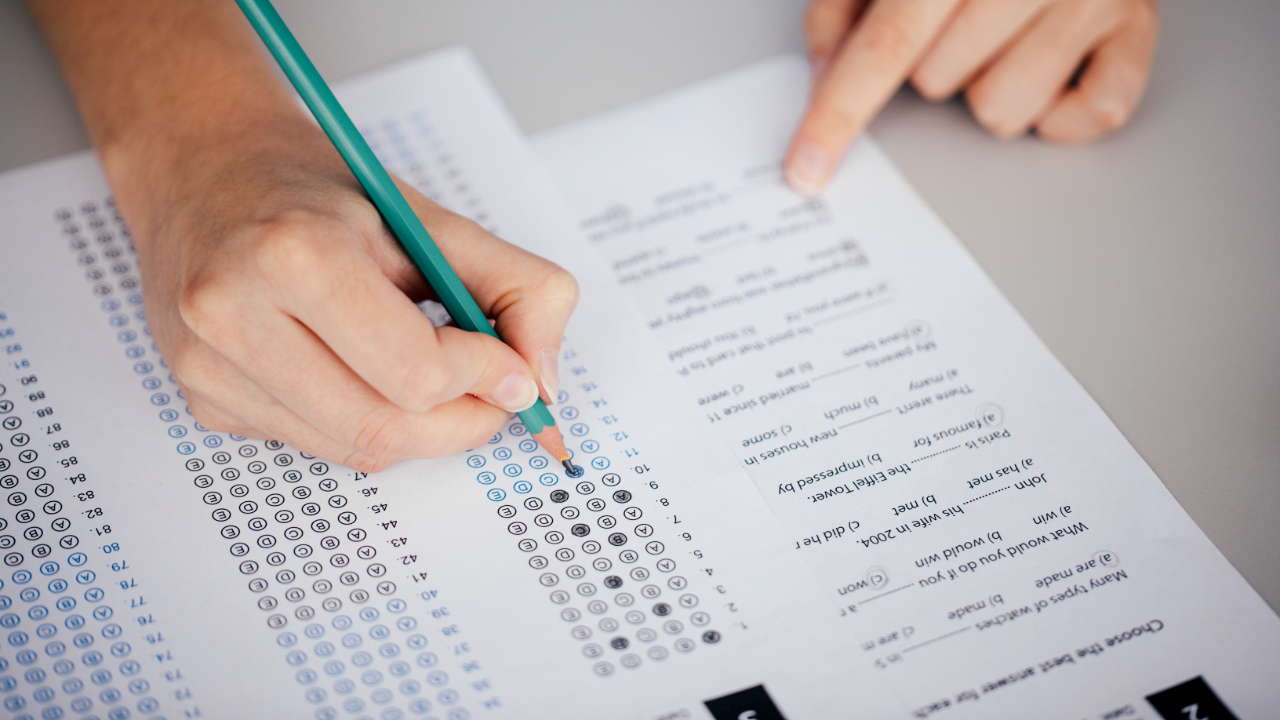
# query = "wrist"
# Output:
<box><xmin>101</xmin><ymin>99</ymin><xmax>320</xmax><ymax>245</ymax></box>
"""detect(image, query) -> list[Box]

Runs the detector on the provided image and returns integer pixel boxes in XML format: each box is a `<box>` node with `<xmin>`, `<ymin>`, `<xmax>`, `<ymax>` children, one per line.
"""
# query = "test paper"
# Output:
<box><xmin>534</xmin><ymin>54</ymin><xmax>1280</xmax><ymax>718</ymax></box>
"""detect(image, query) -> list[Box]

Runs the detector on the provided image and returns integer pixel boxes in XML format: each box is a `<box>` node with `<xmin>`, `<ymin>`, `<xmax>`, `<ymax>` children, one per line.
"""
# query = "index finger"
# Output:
<box><xmin>403</xmin><ymin>192</ymin><xmax>580</xmax><ymax>405</ymax></box>
<box><xmin>785</xmin><ymin>0</ymin><xmax>963</xmax><ymax>194</ymax></box>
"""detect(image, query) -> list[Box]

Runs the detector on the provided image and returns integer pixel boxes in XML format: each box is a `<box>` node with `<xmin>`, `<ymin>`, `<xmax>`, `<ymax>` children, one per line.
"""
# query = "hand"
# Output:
<box><xmin>131</xmin><ymin>116</ymin><xmax>578</xmax><ymax>472</ymax></box>
<box><xmin>29</xmin><ymin>0</ymin><xmax>579</xmax><ymax>472</ymax></box>
<box><xmin>784</xmin><ymin>0</ymin><xmax>1159</xmax><ymax>193</ymax></box>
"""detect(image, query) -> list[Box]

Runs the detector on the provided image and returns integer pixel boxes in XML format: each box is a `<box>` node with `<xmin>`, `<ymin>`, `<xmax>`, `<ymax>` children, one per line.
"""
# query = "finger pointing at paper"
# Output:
<box><xmin>784</xmin><ymin>0</ymin><xmax>1159</xmax><ymax>194</ymax></box>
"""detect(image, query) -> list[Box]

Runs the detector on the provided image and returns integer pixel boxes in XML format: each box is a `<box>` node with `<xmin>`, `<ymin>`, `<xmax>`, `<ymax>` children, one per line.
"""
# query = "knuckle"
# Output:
<box><xmin>253</xmin><ymin>217</ymin><xmax>333</xmax><ymax>281</ymax></box>
<box><xmin>966</xmin><ymin>90</ymin><xmax>1023</xmax><ymax>139</ymax></box>
<box><xmin>1088</xmin><ymin>95</ymin><xmax>1130</xmax><ymax>132</ymax></box>
<box><xmin>982</xmin><ymin>115</ymin><xmax>1025</xmax><ymax>139</ymax></box>
<box><xmin>490</xmin><ymin>263</ymin><xmax>582</xmax><ymax>324</ymax></box>
<box><xmin>429</xmin><ymin>211</ymin><xmax>484</xmax><ymax>242</ymax></box>
<box><xmin>807</xmin><ymin>95</ymin><xmax>861</xmax><ymax>140</ymax></box>
<box><xmin>169</xmin><ymin>341</ymin><xmax>217</xmax><ymax>395</ymax></box>
<box><xmin>177</xmin><ymin>279</ymin><xmax>236</xmax><ymax>344</ymax></box>
<box><xmin>859</xmin><ymin>16</ymin><xmax>916</xmax><ymax>65</ymax></box>
<box><xmin>344</xmin><ymin>451</ymin><xmax>391</xmax><ymax>475</ymax></box>
<box><xmin>187</xmin><ymin>398</ymin><xmax>232</xmax><ymax>434</ymax></box>
<box><xmin>910</xmin><ymin>70</ymin><xmax>953</xmax><ymax>102</ymax></box>
<box><xmin>539</xmin><ymin>267</ymin><xmax>581</xmax><ymax>308</ymax></box>
<box><xmin>350</xmin><ymin>411</ymin><xmax>413</xmax><ymax>467</ymax></box>
<box><xmin>395</xmin><ymin>363</ymin><xmax>450</xmax><ymax>413</ymax></box>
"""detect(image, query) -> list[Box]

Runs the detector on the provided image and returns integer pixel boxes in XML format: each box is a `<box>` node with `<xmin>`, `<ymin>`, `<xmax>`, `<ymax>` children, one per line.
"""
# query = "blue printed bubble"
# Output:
<box><xmin>399</xmin><ymin>679</ymin><xmax>422</xmax><ymax>696</ymax></box>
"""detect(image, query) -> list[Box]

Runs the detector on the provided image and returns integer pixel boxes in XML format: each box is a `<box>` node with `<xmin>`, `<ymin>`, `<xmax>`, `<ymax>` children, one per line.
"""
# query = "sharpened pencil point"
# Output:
<box><xmin>531</xmin><ymin>424</ymin><xmax>576</xmax><ymax>474</ymax></box>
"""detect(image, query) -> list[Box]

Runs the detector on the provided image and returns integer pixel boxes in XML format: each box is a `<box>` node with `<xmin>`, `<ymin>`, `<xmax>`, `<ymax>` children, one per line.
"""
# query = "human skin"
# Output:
<box><xmin>26</xmin><ymin>0</ymin><xmax>579</xmax><ymax>473</ymax></box>
<box><xmin>785</xmin><ymin>0</ymin><xmax>1160</xmax><ymax>193</ymax></box>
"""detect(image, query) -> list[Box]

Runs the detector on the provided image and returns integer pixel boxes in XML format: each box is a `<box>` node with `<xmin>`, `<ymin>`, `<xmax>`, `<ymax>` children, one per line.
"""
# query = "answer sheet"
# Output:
<box><xmin>534</xmin><ymin>56</ymin><xmax>1280</xmax><ymax>717</ymax></box>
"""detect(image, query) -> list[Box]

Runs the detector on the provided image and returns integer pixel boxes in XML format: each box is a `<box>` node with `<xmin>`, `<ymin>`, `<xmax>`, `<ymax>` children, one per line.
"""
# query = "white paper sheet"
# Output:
<box><xmin>534</xmin><ymin>55</ymin><xmax>1280</xmax><ymax>718</ymax></box>
<box><xmin>0</xmin><ymin>49</ymin><xmax>903</xmax><ymax>720</ymax></box>
<box><xmin>0</xmin><ymin>45</ymin><xmax>1276</xmax><ymax>720</ymax></box>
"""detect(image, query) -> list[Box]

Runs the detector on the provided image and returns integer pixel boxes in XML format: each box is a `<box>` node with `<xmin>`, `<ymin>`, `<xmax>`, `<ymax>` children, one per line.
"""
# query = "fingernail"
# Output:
<box><xmin>785</xmin><ymin>144</ymin><xmax>833</xmax><ymax>195</ymax></box>
<box><xmin>491</xmin><ymin>372</ymin><xmax>538</xmax><ymax>413</ymax></box>
<box><xmin>539</xmin><ymin>350</ymin><xmax>560</xmax><ymax>404</ymax></box>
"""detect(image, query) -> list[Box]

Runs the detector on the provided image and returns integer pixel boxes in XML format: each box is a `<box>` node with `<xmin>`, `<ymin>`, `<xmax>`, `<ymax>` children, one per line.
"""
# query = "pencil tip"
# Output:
<box><xmin>563</xmin><ymin>458</ymin><xmax>583</xmax><ymax>478</ymax></box>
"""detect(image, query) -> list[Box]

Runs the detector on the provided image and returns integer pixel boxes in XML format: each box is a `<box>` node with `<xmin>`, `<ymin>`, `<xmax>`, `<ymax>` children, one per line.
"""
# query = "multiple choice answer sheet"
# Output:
<box><xmin>0</xmin><ymin>46</ymin><xmax>1273</xmax><ymax>720</ymax></box>
<box><xmin>533</xmin><ymin>55</ymin><xmax>1280</xmax><ymax>718</ymax></box>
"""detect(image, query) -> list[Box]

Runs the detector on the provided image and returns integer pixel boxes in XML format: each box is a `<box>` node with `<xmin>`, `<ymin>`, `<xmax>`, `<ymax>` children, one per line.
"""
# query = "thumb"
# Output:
<box><xmin>434</xmin><ymin>325</ymin><xmax>543</xmax><ymax>414</ymax></box>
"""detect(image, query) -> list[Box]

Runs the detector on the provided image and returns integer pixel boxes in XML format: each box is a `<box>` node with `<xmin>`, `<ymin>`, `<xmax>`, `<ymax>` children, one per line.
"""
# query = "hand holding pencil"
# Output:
<box><xmin>236</xmin><ymin>0</ymin><xmax>580</xmax><ymax>470</ymax></box>
<box><xmin>27</xmin><ymin>0</ymin><xmax>579</xmax><ymax>472</ymax></box>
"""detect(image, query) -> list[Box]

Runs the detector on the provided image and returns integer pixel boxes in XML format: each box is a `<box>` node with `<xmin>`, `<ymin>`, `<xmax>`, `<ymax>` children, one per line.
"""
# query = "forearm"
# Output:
<box><xmin>25</xmin><ymin>0</ymin><xmax>311</xmax><ymax>238</ymax></box>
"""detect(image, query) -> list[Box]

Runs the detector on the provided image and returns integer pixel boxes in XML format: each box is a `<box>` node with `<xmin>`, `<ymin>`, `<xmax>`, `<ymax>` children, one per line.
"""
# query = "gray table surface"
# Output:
<box><xmin>2</xmin><ymin>0</ymin><xmax>1276</xmax><ymax>611</ymax></box>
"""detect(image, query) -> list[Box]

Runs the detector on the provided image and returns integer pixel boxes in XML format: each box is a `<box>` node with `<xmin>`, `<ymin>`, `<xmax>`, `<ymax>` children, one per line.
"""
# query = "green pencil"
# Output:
<box><xmin>235</xmin><ymin>0</ymin><xmax>577</xmax><ymax>474</ymax></box>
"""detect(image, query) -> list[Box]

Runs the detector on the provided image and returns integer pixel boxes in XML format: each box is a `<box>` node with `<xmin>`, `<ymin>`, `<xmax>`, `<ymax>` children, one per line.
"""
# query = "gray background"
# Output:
<box><xmin>2</xmin><ymin>0</ymin><xmax>1276</xmax><ymax>610</ymax></box>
